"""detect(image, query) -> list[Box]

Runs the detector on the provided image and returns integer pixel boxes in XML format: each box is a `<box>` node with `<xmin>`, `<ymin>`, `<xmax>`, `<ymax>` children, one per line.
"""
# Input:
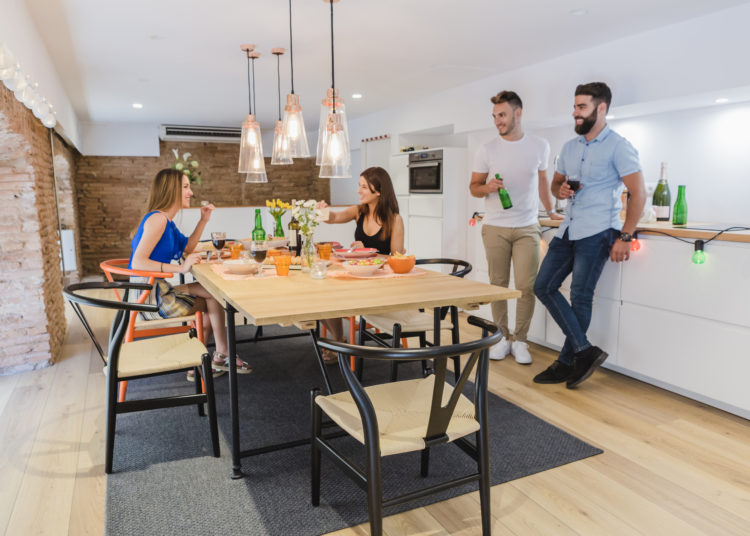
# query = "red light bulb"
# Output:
<box><xmin>469</xmin><ymin>218</ymin><xmax>476</xmax><ymax>227</ymax></box>
<box><xmin>630</xmin><ymin>238</ymin><xmax>641</xmax><ymax>252</ymax></box>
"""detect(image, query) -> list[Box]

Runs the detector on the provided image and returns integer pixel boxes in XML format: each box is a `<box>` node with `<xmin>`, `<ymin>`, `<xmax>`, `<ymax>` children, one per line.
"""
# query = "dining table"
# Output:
<box><xmin>191</xmin><ymin>261</ymin><xmax>521</xmax><ymax>478</ymax></box>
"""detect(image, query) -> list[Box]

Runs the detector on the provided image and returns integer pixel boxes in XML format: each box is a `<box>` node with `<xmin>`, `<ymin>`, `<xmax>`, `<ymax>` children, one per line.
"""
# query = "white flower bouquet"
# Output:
<box><xmin>172</xmin><ymin>148</ymin><xmax>202</xmax><ymax>184</ymax></box>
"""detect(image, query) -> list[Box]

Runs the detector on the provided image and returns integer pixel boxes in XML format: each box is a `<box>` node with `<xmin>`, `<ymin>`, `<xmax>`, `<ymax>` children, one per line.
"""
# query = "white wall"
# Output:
<box><xmin>80</xmin><ymin>122</ymin><xmax>160</xmax><ymax>156</ymax></box>
<box><xmin>0</xmin><ymin>0</ymin><xmax>79</xmax><ymax>147</ymax></box>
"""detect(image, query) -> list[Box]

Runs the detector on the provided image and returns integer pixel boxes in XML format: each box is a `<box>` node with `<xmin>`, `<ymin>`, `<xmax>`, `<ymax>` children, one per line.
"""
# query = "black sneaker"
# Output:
<box><xmin>566</xmin><ymin>346</ymin><xmax>608</xmax><ymax>388</ymax></box>
<box><xmin>533</xmin><ymin>361</ymin><xmax>573</xmax><ymax>384</ymax></box>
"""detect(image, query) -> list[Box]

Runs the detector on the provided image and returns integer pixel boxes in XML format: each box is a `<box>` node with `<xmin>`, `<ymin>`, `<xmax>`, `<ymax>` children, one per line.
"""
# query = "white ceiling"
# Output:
<box><xmin>25</xmin><ymin>0</ymin><xmax>750</xmax><ymax>130</ymax></box>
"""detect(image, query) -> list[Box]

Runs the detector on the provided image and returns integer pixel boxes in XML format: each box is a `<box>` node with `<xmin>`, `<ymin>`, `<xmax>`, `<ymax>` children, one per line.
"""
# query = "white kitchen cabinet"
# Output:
<box><xmin>408</xmin><ymin>216</ymin><xmax>442</xmax><ymax>259</ymax></box>
<box><xmin>389</xmin><ymin>153</ymin><xmax>409</xmax><ymax>196</ymax></box>
<box><xmin>397</xmin><ymin>195</ymin><xmax>410</xmax><ymax>253</ymax></box>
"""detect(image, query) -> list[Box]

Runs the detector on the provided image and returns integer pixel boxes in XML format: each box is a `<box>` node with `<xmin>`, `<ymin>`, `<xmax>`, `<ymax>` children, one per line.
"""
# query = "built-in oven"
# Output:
<box><xmin>408</xmin><ymin>149</ymin><xmax>442</xmax><ymax>193</ymax></box>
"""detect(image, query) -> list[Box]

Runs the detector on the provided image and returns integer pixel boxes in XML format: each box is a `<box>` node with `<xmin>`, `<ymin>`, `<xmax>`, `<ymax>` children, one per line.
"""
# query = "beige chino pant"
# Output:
<box><xmin>481</xmin><ymin>223</ymin><xmax>541</xmax><ymax>342</ymax></box>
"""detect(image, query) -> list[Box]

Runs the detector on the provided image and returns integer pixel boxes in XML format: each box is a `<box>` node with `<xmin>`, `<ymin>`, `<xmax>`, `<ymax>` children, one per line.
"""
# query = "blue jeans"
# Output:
<box><xmin>533</xmin><ymin>228</ymin><xmax>618</xmax><ymax>365</ymax></box>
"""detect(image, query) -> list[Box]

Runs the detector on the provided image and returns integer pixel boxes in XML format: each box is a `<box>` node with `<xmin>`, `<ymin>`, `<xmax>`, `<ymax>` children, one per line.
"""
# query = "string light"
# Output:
<box><xmin>692</xmin><ymin>240</ymin><xmax>706</xmax><ymax>265</ymax></box>
<box><xmin>630</xmin><ymin>231</ymin><xmax>641</xmax><ymax>252</ymax></box>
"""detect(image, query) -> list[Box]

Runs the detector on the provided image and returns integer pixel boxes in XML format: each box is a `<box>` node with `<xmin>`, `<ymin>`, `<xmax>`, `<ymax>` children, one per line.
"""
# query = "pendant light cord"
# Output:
<box><xmin>330</xmin><ymin>0</ymin><xmax>336</xmax><ymax>114</ymax></box>
<box><xmin>251</xmin><ymin>56</ymin><xmax>257</xmax><ymax>117</ymax></box>
<box><xmin>289</xmin><ymin>0</ymin><xmax>295</xmax><ymax>95</ymax></box>
<box><xmin>247</xmin><ymin>52</ymin><xmax>253</xmax><ymax>115</ymax></box>
<box><xmin>276</xmin><ymin>54</ymin><xmax>282</xmax><ymax>121</ymax></box>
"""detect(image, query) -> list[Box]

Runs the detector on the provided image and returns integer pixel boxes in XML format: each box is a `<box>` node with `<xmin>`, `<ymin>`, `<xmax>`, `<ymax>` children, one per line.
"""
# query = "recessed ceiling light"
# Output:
<box><xmin>569</xmin><ymin>8</ymin><xmax>588</xmax><ymax>16</ymax></box>
<box><xmin>715</xmin><ymin>97</ymin><xmax>729</xmax><ymax>104</ymax></box>
<box><xmin>352</xmin><ymin>93</ymin><xmax>362</xmax><ymax>99</ymax></box>
<box><xmin>132</xmin><ymin>103</ymin><xmax>143</xmax><ymax>109</ymax></box>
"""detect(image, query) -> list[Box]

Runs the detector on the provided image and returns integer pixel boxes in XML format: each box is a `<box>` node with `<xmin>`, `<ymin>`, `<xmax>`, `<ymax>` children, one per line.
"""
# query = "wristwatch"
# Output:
<box><xmin>619</xmin><ymin>232</ymin><xmax>632</xmax><ymax>242</ymax></box>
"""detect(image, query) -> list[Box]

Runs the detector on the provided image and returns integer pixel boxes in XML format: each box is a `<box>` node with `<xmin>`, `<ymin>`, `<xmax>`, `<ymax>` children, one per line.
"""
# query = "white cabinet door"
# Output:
<box><xmin>397</xmin><ymin>195</ymin><xmax>410</xmax><ymax>253</ymax></box>
<box><xmin>409</xmin><ymin>216</ymin><xmax>442</xmax><ymax>259</ymax></box>
<box><xmin>390</xmin><ymin>154</ymin><xmax>409</xmax><ymax>196</ymax></box>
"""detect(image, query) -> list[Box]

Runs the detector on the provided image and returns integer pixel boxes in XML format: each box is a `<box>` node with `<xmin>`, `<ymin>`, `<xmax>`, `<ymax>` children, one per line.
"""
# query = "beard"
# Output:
<box><xmin>497</xmin><ymin>114</ymin><xmax>517</xmax><ymax>137</ymax></box>
<box><xmin>574</xmin><ymin>107</ymin><xmax>598</xmax><ymax>135</ymax></box>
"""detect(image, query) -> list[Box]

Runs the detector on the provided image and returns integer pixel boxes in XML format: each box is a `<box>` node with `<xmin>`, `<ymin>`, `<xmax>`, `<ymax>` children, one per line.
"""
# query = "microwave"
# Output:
<box><xmin>408</xmin><ymin>150</ymin><xmax>443</xmax><ymax>193</ymax></box>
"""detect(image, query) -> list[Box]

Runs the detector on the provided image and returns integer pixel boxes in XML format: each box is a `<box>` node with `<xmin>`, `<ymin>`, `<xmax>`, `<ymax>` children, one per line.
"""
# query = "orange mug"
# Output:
<box><xmin>317</xmin><ymin>242</ymin><xmax>332</xmax><ymax>260</ymax></box>
<box><xmin>274</xmin><ymin>254</ymin><xmax>292</xmax><ymax>276</ymax></box>
<box><xmin>228</xmin><ymin>242</ymin><xmax>243</xmax><ymax>260</ymax></box>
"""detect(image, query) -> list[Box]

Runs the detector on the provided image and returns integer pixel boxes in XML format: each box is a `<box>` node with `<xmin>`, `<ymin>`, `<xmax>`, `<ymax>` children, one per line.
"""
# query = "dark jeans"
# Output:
<box><xmin>533</xmin><ymin>228</ymin><xmax>618</xmax><ymax>365</ymax></box>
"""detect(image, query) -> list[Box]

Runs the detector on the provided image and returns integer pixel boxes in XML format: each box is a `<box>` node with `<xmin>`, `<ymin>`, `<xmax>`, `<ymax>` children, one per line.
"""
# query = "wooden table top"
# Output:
<box><xmin>191</xmin><ymin>263</ymin><xmax>521</xmax><ymax>327</ymax></box>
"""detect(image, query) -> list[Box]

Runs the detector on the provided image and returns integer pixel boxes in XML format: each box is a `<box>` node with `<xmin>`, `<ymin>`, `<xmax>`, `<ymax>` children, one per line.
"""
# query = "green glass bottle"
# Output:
<box><xmin>495</xmin><ymin>173</ymin><xmax>512</xmax><ymax>209</ymax></box>
<box><xmin>672</xmin><ymin>185</ymin><xmax>687</xmax><ymax>227</ymax></box>
<box><xmin>652</xmin><ymin>162</ymin><xmax>671</xmax><ymax>222</ymax></box>
<box><xmin>251</xmin><ymin>208</ymin><xmax>266</xmax><ymax>240</ymax></box>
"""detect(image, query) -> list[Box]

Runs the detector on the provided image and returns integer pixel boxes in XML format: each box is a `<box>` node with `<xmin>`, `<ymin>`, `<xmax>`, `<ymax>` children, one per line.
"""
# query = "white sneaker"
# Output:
<box><xmin>489</xmin><ymin>337</ymin><xmax>511</xmax><ymax>361</ymax></box>
<box><xmin>511</xmin><ymin>341</ymin><xmax>532</xmax><ymax>365</ymax></box>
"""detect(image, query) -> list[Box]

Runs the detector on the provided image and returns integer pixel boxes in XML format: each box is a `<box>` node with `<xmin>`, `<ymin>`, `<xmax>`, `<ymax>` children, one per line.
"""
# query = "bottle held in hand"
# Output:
<box><xmin>495</xmin><ymin>173</ymin><xmax>512</xmax><ymax>209</ymax></box>
<box><xmin>653</xmin><ymin>162</ymin><xmax>671</xmax><ymax>222</ymax></box>
<box><xmin>252</xmin><ymin>208</ymin><xmax>266</xmax><ymax>241</ymax></box>
<box><xmin>672</xmin><ymin>185</ymin><xmax>687</xmax><ymax>227</ymax></box>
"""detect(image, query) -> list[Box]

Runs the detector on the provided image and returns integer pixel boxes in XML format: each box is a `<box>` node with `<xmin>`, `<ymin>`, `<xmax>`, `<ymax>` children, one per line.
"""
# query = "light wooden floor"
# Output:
<box><xmin>2</xmin><ymin>305</ymin><xmax>750</xmax><ymax>536</ymax></box>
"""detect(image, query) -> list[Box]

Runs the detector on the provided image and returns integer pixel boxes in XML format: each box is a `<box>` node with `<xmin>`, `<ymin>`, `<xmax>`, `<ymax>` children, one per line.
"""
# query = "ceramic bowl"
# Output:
<box><xmin>223</xmin><ymin>259</ymin><xmax>258</xmax><ymax>275</ymax></box>
<box><xmin>341</xmin><ymin>259</ymin><xmax>386</xmax><ymax>276</ymax></box>
<box><xmin>387</xmin><ymin>255</ymin><xmax>416</xmax><ymax>274</ymax></box>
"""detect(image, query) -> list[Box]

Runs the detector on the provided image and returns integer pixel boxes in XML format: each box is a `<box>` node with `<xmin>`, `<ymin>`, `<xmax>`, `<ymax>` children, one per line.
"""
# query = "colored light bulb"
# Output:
<box><xmin>630</xmin><ymin>238</ymin><xmax>641</xmax><ymax>252</ymax></box>
<box><xmin>692</xmin><ymin>239</ymin><xmax>705</xmax><ymax>264</ymax></box>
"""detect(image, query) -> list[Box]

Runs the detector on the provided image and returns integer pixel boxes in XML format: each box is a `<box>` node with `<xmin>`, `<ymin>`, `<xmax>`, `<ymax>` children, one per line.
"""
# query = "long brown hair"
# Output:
<box><xmin>146</xmin><ymin>168</ymin><xmax>183</xmax><ymax>213</ymax></box>
<box><xmin>359</xmin><ymin>166</ymin><xmax>399</xmax><ymax>241</ymax></box>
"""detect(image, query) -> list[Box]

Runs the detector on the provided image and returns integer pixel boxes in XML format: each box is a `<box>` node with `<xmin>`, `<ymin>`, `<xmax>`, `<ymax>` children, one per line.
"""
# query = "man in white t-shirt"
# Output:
<box><xmin>470</xmin><ymin>90</ymin><xmax>563</xmax><ymax>363</ymax></box>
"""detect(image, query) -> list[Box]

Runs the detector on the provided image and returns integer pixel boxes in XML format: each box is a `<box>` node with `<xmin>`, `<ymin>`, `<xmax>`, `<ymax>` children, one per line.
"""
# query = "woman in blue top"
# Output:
<box><xmin>130</xmin><ymin>168</ymin><xmax>252</xmax><ymax>375</ymax></box>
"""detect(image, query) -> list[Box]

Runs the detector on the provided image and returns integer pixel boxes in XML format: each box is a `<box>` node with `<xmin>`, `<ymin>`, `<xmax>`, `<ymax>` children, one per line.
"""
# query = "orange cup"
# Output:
<box><xmin>274</xmin><ymin>254</ymin><xmax>292</xmax><ymax>276</ymax></box>
<box><xmin>228</xmin><ymin>242</ymin><xmax>243</xmax><ymax>260</ymax></box>
<box><xmin>317</xmin><ymin>242</ymin><xmax>332</xmax><ymax>260</ymax></box>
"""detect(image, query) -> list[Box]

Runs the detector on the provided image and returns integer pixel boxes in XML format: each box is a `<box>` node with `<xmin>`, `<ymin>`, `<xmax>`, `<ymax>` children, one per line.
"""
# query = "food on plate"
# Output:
<box><xmin>387</xmin><ymin>253</ymin><xmax>416</xmax><ymax>273</ymax></box>
<box><xmin>341</xmin><ymin>258</ymin><xmax>386</xmax><ymax>276</ymax></box>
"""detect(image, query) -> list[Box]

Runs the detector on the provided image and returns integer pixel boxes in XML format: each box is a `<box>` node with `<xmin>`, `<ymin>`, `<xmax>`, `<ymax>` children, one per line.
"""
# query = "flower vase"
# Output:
<box><xmin>302</xmin><ymin>234</ymin><xmax>315</xmax><ymax>272</ymax></box>
<box><xmin>273</xmin><ymin>214</ymin><xmax>285</xmax><ymax>238</ymax></box>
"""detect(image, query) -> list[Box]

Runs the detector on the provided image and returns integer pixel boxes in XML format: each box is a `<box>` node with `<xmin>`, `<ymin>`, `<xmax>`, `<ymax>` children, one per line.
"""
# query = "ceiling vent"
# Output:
<box><xmin>159</xmin><ymin>124</ymin><xmax>241</xmax><ymax>143</ymax></box>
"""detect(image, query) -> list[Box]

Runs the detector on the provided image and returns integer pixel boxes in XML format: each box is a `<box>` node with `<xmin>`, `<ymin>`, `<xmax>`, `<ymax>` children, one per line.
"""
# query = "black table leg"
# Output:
<box><xmin>225</xmin><ymin>302</ymin><xmax>244</xmax><ymax>479</ymax></box>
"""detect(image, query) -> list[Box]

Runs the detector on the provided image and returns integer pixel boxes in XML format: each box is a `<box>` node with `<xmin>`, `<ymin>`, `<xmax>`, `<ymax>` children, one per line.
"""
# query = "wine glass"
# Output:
<box><xmin>566</xmin><ymin>174</ymin><xmax>581</xmax><ymax>197</ymax></box>
<box><xmin>211</xmin><ymin>232</ymin><xmax>226</xmax><ymax>262</ymax></box>
<box><xmin>250</xmin><ymin>240</ymin><xmax>268</xmax><ymax>277</ymax></box>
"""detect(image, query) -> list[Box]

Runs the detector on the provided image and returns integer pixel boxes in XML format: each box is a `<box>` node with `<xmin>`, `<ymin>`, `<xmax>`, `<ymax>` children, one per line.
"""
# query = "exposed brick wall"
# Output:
<box><xmin>76</xmin><ymin>141</ymin><xmax>330</xmax><ymax>275</ymax></box>
<box><xmin>0</xmin><ymin>84</ymin><xmax>66</xmax><ymax>374</ymax></box>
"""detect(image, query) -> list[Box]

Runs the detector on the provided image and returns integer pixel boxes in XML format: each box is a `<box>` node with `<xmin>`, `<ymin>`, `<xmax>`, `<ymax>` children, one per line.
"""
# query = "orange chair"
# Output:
<box><xmin>100</xmin><ymin>259</ymin><xmax>205</xmax><ymax>401</ymax></box>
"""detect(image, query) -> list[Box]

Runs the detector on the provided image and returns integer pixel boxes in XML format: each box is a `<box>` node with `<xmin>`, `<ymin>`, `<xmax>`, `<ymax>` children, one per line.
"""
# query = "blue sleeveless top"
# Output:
<box><xmin>129</xmin><ymin>211</ymin><xmax>188</xmax><ymax>269</ymax></box>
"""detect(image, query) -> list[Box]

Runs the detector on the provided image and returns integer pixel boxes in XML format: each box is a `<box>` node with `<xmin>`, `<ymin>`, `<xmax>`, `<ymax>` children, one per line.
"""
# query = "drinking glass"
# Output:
<box><xmin>316</xmin><ymin>242</ymin><xmax>332</xmax><ymax>260</ymax></box>
<box><xmin>566</xmin><ymin>174</ymin><xmax>581</xmax><ymax>196</ymax></box>
<box><xmin>274</xmin><ymin>254</ymin><xmax>292</xmax><ymax>276</ymax></box>
<box><xmin>228</xmin><ymin>242</ymin><xmax>243</xmax><ymax>260</ymax></box>
<box><xmin>210</xmin><ymin>232</ymin><xmax>226</xmax><ymax>262</ymax></box>
<box><xmin>250</xmin><ymin>240</ymin><xmax>268</xmax><ymax>277</ymax></box>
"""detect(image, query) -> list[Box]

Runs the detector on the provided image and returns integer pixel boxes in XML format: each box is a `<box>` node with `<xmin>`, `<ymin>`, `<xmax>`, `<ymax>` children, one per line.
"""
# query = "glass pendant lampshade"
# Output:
<box><xmin>239</xmin><ymin>113</ymin><xmax>267</xmax><ymax>182</ymax></box>
<box><xmin>271</xmin><ymin>119</ymin><xmax>292</xmax><ymax>165</ymax></box>
<box><xmin>281</xmin><ymin>94</ymin><xmax>310</xmax><ymax>157</ymax></box>
<box><xmin>319</xmin><ymin>112</ymin><xmax>351</xmax><ymax>179</ymax></box>
<box><xmin>316</xmin><ymin>88</ymin><xmax>348</xmax><ymax>165</ymax></box>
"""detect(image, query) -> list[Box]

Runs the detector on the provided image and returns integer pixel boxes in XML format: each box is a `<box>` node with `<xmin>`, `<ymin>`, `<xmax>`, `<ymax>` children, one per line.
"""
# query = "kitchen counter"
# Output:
<box><xmin>539</xmin><ymin>219</ymin><xmax>750</xmax><ymax>244</ymax></box>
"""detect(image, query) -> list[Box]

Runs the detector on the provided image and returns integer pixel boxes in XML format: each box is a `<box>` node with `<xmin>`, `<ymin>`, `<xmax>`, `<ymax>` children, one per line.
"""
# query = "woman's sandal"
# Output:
<box><xmin>211</xmin><ymin>352</ymin><xmax>253</xmax><ymax>374</ymax></box>
<box><xmin>186</xmin><ymin>367</ymin><xmax>225</xmax><ymax>382</ymax></box>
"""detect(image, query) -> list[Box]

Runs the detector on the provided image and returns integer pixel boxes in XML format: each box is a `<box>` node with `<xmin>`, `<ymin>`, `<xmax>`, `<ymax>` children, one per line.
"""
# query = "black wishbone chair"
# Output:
<box><xmin>63</xmin><ymin>281</ymin><xmax>220</xmax><ymax>474</ymax></box>
<box><xmin>311</xmin><ymin>316</ymin><xmax>501</xmax><ymax>536</ymax></box>
<box><xmin>358</xmin><ymin>258</ymin><xmax>472</xmax><ymax>382</ymax></box>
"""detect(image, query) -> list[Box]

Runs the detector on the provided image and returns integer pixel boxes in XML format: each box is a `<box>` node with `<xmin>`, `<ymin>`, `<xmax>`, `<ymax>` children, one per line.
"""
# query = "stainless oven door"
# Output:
<box><xmin>409</xmin><ymin>161</ymin><xmax>442</xmax><ymax>193</ymax></box>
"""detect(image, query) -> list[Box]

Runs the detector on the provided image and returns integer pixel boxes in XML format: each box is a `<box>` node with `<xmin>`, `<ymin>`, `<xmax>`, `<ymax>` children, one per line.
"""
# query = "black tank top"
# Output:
<box><xmin>354</xmin><ymin>212</ymin><xmax>391</xmax><ymax>254</ymax></box>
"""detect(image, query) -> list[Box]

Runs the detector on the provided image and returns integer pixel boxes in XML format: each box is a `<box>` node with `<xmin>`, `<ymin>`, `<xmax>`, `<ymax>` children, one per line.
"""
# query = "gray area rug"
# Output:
<box><xmin>106</xmin><ymin>325</ymin><xmax>602</xmax><ymax>536</ymax></box>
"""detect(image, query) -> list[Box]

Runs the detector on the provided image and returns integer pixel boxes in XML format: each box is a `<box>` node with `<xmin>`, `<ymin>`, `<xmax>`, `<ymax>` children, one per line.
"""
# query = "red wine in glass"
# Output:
<box><xmin>212</xmin><ymin>238</ymin><xmax>226</xmax><ymax>250</ymax></box>
<box><xmin>566</xmin><ymin>179</ymin><xmax>581</xmax><ymax>192</ymax></box>
<box><xmin>251</xmin><ymin>248</ymin><xmax>267</xmax><ymax>264</ymax></box>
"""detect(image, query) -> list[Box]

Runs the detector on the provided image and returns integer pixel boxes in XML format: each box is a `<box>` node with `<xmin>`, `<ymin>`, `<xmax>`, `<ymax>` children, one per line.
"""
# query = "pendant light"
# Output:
<box><xmin>271</xmin><ymin>48</ymin><xmax>293</xmax><ymax>165</ymax></box>
<box><xmin>319</xmin><ymin>0</ymin><xmax>351</xmax><ymax>179</ymax></box>
<box><xmin>315</xmin><ymin>88</ymin><xmax>348</xmax><ymax>166</ymax></box>
<box><xmin>280</xmin><ymin>0</ymin><xmax>311</xmax><ymax>157</ymax></box>
<box><xmin>238</xmin><ymin>44</ymin><xmax>267</xmax><ymax>183</ymax></box>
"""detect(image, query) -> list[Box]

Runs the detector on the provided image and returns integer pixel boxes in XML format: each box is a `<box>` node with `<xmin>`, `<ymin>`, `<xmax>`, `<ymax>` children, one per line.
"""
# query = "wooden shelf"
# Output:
<box><xmin>538</xmin><ymin>219</ymin><xmax>750</xmax><ymax>244</ymax></box>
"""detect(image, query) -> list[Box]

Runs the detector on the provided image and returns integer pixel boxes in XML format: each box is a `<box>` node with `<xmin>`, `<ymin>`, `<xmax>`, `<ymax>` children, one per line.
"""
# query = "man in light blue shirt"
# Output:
<box><xmin>533</xmin><ymin>82</ymin><xmax>646</xmax><ymax>388</ymax></box>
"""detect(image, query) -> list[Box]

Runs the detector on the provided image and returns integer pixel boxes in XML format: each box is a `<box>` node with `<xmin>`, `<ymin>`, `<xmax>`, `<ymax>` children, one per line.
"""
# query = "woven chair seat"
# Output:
<box><xmin>363</xmin><ymin>310</ymin><xmax>454</xmax><ymax>335</ymax></box>
<box><xmin>118</xmin><ymin>332</ymin><xmax>207</xmax><ymax>378</ymax></box>
<box><xmin>316</xmin><ymin>375</ymin><xmax>479</xmax><ymax>457</ymax></box>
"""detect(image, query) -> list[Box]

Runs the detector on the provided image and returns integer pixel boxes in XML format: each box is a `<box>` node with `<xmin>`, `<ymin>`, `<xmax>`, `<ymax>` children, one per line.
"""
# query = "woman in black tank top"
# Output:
<box><xmin>316</xmin><ymin>167</ymin><xmax>405</xmax><ymax>356</ymax></box>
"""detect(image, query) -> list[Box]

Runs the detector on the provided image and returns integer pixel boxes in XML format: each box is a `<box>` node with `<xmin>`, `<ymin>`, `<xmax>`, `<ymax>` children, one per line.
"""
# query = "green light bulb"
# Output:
<box><xmin>692</xmin><ymin>249</ymin><xmax>706</xmax><ymax>264</ymax></box>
